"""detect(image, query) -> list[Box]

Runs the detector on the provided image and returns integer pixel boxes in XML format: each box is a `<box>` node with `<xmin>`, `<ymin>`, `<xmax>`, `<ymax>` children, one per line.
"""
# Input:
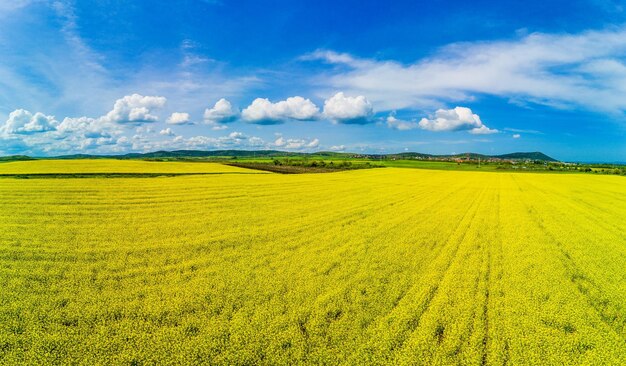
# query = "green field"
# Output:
<box><xmin>0</xmin><ymin>160</ymin><xmax>624</xmax><ymax>365</ymax></box>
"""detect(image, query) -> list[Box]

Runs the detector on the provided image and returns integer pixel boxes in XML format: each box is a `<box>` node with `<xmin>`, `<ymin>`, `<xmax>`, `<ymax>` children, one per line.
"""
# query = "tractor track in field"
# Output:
<box><xmin>444</xmin><ymin>186</ymin><xmax>498</xmax><ymax>366</ymax></box>
<box><xmin>510</xmin><ymin>177</ymin><xmax>625</xmax><ymax>338</ymax></box>
<box><xmin>481</xmin><ymin>234</ymin><xmax>493</xmax><ymax>366</ymax></box>
<box><xmin>282</xmin><ymin>180</ymin><xmax>480</xmax><ymax>353</ymax></box>
<box><xmin>481</xmin><ymin>188</ymin><xmax>499</xmax><ymax>366</ymax></box>
<box><xmin>346</xmin><ymin>185</ymin><xmax>488</xmax><ymax>363</ymax></box>
<box><xmin>521</xmin><ymin>179</ymin><xmax>625</xmax><ymax>239</ymax></box>
<box><xmin>516</xmin><ymin>178</ymin><xmax>626</xmax><ymax>337</ymax></box>
<box><xmin>2</xmin><ymin>163</ymin><xmax>625</xmax><ymax>365</ymax></box>
<box><xmin>381</xmin><ymin>186</ymin><xmax>490</xmax><ymax>360</ymax></box>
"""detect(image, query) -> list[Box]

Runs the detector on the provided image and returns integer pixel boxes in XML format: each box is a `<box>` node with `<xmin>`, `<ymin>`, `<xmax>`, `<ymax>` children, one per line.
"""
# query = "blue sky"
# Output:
<box><xmin>1</xmin><ymin>0</ymin><xmax>625</xmax><ymax>161</ymax></box>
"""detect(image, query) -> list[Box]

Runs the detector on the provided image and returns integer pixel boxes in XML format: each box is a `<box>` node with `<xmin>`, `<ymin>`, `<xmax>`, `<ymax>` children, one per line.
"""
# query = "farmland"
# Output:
<box><xmin>0</xmin><ymin>159</ymin><xmax>264</xmax><ymax>175</ymax></box>
<box><xmin>0</xmin><ymin>160</ymin><xmax>625</xmax><ymax>365</ymax></box>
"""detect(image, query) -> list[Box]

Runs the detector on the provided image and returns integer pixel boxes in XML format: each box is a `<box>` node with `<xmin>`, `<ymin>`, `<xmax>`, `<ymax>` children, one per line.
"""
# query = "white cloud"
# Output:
<box><xmin>181</xmin><ymin>55</ymin><xmax>211</xmax><ymax>68</ymax></box>
<box><xmin>135</xmin><ymin>125</ymin><xmax>154</xmax><ymax>134</ymax></box>
<box><xmin>304</xmin><ymin>27</ymin><xmax>626</xmax><ymax>113</ymax></box>
<box><xmin>166</xmin><ymin>112</ymin><xmax>191</xmax><ymax>125</ymax></box>
<box><xmin>160</xmin><ymin>128</ymin><xmax>175</xmax><ymax>136</ymax></box>
<box><xmin>274</xmin><ymin>136</ymin><xmax>285</xmax><ymax>147</ymax></box>
<box><xmin>418</xmin><ymin>107</ymin><xmax>497</xmax><ymax>134</ymax></box>
<box><xmin>242</xmin><ymin>96</ymin><xmax>319</xmax><ymax>124</ymax></box>
<box><xmin>0</xmin><ymin>0</ymin><xmax>262</xmax><ymax>133</ymax></box>
<box><xmin>56</xmin><ymin>116</ymin><xmax>96</xmax><ymax>134</ymax></box>
<box><xmin>273</xmin><ymin>135</ymin><xmax>320</xmax><ymax>150</ymax></box>
<box><xmin>469</xmin><ymin>125</ymin><xmax>499</xmax><ymax>135</ymax></box>
<box><xmin>285</xmin><ymin>140</ymin><xmax>305</xmax><ymax>149</ymax></box>
<box><xmin>248</xmin><ymin>136</ymin><xmax>264</xmax><ymax>146</ymax></box>
<box><xmin>513</xmin><ymin>134</ymin><xmax>521</xmax><ymax>139</ymax></box>
<box><xmin>0</xmin><ymin>1</ymin><xmax>34</xmax><ymax>13</ymax></box>
<box><xmin>386</xmin><ymin>115</ymin><xmax>420</xmax><ymax>131</ymax></box>
<box><xmin>117</xmin><ymin>136</ymin><xmax>130</xmax><ymax>145</ymax></box>
<box><xmin>329</xmin><ymin>145</ymin><xmax>346</xmax><ymax>151</ymax></box>
<box><xmin>228</xmin><ymin>131</ymin><xmax>245</xmax><ymax>140</ymax></box>
<box><xmin>103</xmin><ymin>94</ymin><xmax>166</xmax><ymax>124</ymax></box>
<box><xmin>323</xmin><ymin>92</ymin><xmax>373</xmax><ymax>124</ymax></box>
<box><xmin>56</xmin><ymin>116</ymin><xmax>122</xmax><ymax>141</ymax></box>
<box><xmin>203</xmin><ymin>98</ymin><xmax>239</xmax><ymax>124</ymax></box>
<box><xmin>178</xmin><ymin>131</ymin><xmax>264</xmax><ymax>150</ymax></box>
<box><xmin>210</xmin><ymin>124</ymin><xmax>228</xmax><ymax>131</ymax></box>
<box><xmin>301</xmin><ymin>50</ymin><xmax>359</xmax><ymax>65</ymax></box>
<box><xmin>33</xmin><ymin>94</ymin><xmax>167</xmax><ymax>154</ymax></box>
<box><xmin>0</xmin><ymin>1</ymin><xmax>124</xmax><ymax>120</ymax></box>
<box><xmin>0</xmin><ymin>94</ymin><xmax>166</xmax><ymax>154</ymax></box>
<box><xmin>504</xmin><ymin>127</ymin><xmax>543</xmax><ymax>135</ymax></box>
<box><xmin>0</xmin><ymin>109</ymin><xmax>57</xmax><ymax>135</ymax></box>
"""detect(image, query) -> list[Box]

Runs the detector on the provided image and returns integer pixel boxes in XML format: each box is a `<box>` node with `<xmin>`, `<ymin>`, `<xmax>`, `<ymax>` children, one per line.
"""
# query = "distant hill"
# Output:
<box><xmin>492</xmin><ymin>152</ymin><xmax>557</xmax><ymax>162</ymax></box>
<box><xmin>55</xmin><ymin>150</ymin><xmax>308</xmax><ymax>159</ymax></box>
<box><xmin>132</xmin><ymin>150</ymin><xmax>288</xmax><ymax>158</ymax></box>
<box><xmin>382</xmin><ymin>151</ymin><xmax>557</xmax><ymax>161</ymax></box>
<box><xmin>3</xmin><ymin>150</ymin><xmax>558</xmax><ymax>162</ymax></box>
<box><xmin>0</xmin><ymin>155</ymin><xmax>36</xmax><ymax>162</ymax></box>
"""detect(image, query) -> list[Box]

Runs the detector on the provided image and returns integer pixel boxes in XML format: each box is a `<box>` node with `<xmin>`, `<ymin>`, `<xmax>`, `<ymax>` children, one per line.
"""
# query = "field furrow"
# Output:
<box><xmin>0</xmin><ymin>161</ymin><xmax>624</xmax><ymax>365</ymax></box>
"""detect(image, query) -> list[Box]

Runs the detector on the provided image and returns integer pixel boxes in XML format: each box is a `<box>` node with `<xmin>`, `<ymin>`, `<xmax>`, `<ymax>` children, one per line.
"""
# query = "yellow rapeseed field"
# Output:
<box><xmin>0</xmin><ymin>160</ymin><xmax>624</xmax><ymax>365</ymax></box>
<box><xmin>0</xmin><ymin>159</ymin><xmax>262</xmax><ymax>174</ymax></box>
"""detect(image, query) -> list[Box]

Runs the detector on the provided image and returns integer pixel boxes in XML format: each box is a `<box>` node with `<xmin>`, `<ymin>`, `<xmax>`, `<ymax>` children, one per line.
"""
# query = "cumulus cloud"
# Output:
<box><xmin>56</xmin><ymin>116</ymin><xmax>96</xmax><ymax>134</ymax></box>
<box><xmin>323</xmin><ymin>92</ymin><xmax>373</xmax><ymax>124</ymax></box>
<box><xmin>329</xmin><ymin>145</ymin><xmax>346</xmax><ymax>151</ymax></box>
<box><xmin>135</xmin><ymin>125</ymin><xmax>155</xmax><ymax>134</ymax></box>
<box><xmin>117</xmin><ymin>136</ymin><xmax>130</xmax><ymax>146</ymax></box>
<box><xmin>102</xmin><ymin>94</ymin><xmax>166</xmax><ymax>124</ymax></box>
<box><xmin>228</xmin><ymin>131</ymin><xmax>246</xmax><ymax>140</ymax></box>
<box><xmin>248</xmin><ymin>136</ymin><xmax>265</xmax><ymax>146</ymax></box>
<box><xmin>273</xmin><ymin>135</ymin><xmax>320</xmax><ymax>150</ymax></box>
<box><xmin>469</xmin><ymin>125</ymin><xmax>499</xmax><ymax>135</ymax></box>
<box><xmin>160</xmin><ymin>128</ymin><xmax>175</xmax><ymax>136</ymax></box>
<box><xmin>29</xmin><ymin>94</ymin><xmax>167</xmax><ymax>153</ymax></box>
<box><xmin>0</xmin><ymin>94</ymin><xmax>166</xmax><ymax>154</ymax></box>
<box><xmin>386</xmin><ymin>115</ymin><xmax>420</xmax><ymax>131</ymax></box>
<box><xmin>274</xmin><ymin>136</ymin><xmax>286</xmax><ymax>147</ymax></box>
<box><xmin>166</xmin><ymin>112</ymin><xmax>191</xmax><ymax>125</ymax></box>
<box><xmin>242</xmin><ymin>96</ymin><xmax>319</xmax><ymax>124</ymax></box>
<box><xmin>203</xmin><ymin>98</ymin><xmax>239</xmax><ymax>124</ymax></box>
<box><xmin>418</xmin><ymin>107</ymin><xmax>498</xmax><ymax>134</ymax></box>
<box><xmin>210</xmin><ymin>124</ymin><xmax>228</xmax><ymax>131</ymax></box>
<box><xmin>179</xmin><ymin>131</ymin><xmax>263</xmax><ymax>150</ymax></box>
<box><xmin>513</xmin><ymin>134</ymin><xmax>521</xmax><ymax>139</ymax></box>
<box><xmin>304</xmin><ymin>27</ymin><xmax>626</xmax><ymax>113</ymax></box>
<box><xmin>0</xmin><ymin>109</ymin><xmax>57</xmax><ymax>135</ymax></box>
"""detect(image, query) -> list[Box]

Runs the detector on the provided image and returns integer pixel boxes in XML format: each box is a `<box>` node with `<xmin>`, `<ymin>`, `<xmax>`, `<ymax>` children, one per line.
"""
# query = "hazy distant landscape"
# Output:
<box><xmin>2</xmin><ymin>149</ymin><xmax>625</xmax><ymax>176</ymax></box>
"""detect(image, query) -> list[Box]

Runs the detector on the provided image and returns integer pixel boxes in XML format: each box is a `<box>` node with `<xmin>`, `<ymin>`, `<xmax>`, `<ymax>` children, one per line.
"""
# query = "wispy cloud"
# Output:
<box><xmin>503</xmin><ymin>127</ymin><xmax>544</xmax><ymax>134</ymax></box>
<box><xmin>0</xmin><ymin>1</ymin><xmax>261</xmax><ymax>122</ymax></box>
<box><xmin>0</xmin><ymin>1</ymin><xmax>116</xmax><ymax>117</ymax></box>
<box><xmin>303</xmin><ymin>27</ymin><xmax>626</xmax><ymax>114</ymax></box>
